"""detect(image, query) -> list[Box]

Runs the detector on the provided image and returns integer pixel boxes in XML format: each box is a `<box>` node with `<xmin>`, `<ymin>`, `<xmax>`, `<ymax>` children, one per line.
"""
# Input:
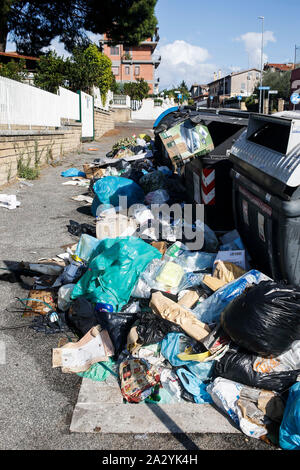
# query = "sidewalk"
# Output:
<box><xmin>0</xmin><ymin>121</ymin><xmax>271</xmax><ymax>450</ymax></box>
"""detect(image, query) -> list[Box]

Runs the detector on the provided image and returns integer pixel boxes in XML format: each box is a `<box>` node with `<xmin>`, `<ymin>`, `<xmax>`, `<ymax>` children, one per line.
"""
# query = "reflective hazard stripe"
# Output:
<box><xmin>201</xmin><ymin>168</ymin><xmax>215</xmax><ymax>205</ymax></box>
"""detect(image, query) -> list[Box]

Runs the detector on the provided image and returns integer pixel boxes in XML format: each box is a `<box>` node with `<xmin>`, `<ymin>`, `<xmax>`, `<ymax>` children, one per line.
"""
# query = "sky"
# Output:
<box><xmin>6</xmin><ymin>0</ymin><xmax>300</xmax><ymax>91</ymax></box>
<box><xmin>154</xmin><ymin>0</ymin><xmax>300</xmax><ymax>89</ymax></box>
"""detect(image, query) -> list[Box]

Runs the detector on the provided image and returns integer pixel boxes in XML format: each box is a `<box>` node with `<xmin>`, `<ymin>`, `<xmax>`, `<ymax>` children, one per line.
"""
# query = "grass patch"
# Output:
<box><xmin>17</xmin><ymin>154</ymin><xmax>40</xmax><ymax>180</ymax></box>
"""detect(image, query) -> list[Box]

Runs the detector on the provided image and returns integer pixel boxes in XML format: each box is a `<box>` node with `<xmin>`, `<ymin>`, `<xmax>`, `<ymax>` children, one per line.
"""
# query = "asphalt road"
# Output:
<box><xmin>0</xmin><ymin>121</ymin><xmax>274</xmax><ymax>451</ymax></box>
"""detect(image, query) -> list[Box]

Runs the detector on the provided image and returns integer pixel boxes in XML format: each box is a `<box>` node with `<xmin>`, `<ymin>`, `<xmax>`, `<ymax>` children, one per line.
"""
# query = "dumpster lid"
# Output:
<box><xmin>230</xmin><ymin>113</ymin><xmax>300</xmax><ymax>187</ymax></box>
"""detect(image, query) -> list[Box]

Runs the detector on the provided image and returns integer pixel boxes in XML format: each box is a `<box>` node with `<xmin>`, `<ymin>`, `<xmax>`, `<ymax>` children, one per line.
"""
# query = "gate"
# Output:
<box><xmin>79</xmin><ymin>91</ymin><xmax>94</xmax><ymax>140</ymax></box>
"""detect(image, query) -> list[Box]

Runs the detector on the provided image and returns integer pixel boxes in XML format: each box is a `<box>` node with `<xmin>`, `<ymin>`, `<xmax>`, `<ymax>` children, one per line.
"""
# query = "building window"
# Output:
<box><xmin>112</xmin><ymin>66</ymin><xmax>119</xmax><ymax>76</ymax></box>
<box><xmin>135</xmin><ymin>66</ymin><xmax>140</xmax><ymax>76</ymax></box>
<box><xmin>256</xmin><ymin>73</ymin><xmax>260</xmax><ymax>79</ymax></box>
<box><xmin>110</xmin><ymin>46</ymin><xmax>119</xmax><ymax>55</ymax></box>
<box><xmin>125</xmin><ymin>66</ymin><xmax>130</xmax><ymax>75</ymax></box>
<box><xmin>241</xmin><ymin>82</ymin><xmax>246</xmax><ymax>90</ymax></box>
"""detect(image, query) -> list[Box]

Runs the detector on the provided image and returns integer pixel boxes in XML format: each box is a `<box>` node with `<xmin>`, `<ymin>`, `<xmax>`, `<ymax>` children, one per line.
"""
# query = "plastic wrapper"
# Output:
<box><xmin>192</xmin><ymin>269</ymin><xmax>270</xmax><ymax>324</ymax></box>
<box><xmin>175</xmin><ymin>251</ymin><xmax>216</xmax><ymax>272</ymax></box>
<box><xmin>155</xmin><ymin>261</ymin><xmax>185</xmax><ymax>289</ymax></box>
<box><xmin>177</xmin><ymin>272</ymin><xmax>205</xmax><ymax>291</ymax></box>
<box><xmin>119</xmin><ymin>358</ymin><xmax>160</xmax><ymax>403</ymax></box>
<box><xmin>221</xmin><ymin>281</ymin><xmax>300</xmax><ymax>357</ymax></box>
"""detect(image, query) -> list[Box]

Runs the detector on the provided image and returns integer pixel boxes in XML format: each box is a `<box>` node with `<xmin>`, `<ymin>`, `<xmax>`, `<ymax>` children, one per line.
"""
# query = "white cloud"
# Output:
<box><xmin>156</xmin><ymin>40</ymin><xmax>216</xmax><ymax>89</ymax></box>
<box><xmin>236</xmin><ymin>31</ymin><xmax>276</xmax><ymax>68</ymax></box>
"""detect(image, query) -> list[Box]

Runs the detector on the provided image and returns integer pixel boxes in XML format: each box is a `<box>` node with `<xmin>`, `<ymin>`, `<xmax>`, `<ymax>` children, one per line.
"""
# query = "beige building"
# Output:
<box><xmin>208</xmin><ymin>68</ymin><xmax>261</xmax><ymax>106</ymax></box>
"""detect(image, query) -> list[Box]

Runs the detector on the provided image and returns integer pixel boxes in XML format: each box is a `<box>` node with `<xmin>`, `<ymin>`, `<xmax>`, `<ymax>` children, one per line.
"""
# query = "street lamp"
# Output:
<box><xmin>258</xmin><ymin>16</ymin><xmax>264</xmax><ymax>114</ymax></box>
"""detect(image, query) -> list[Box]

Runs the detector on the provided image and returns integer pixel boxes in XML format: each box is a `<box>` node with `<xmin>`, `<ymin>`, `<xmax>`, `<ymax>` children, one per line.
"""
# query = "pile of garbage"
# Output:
<box><xmin>10</xmin><ymin>131</ymin><xmax>300</xmax><ymax>450</ymax></box>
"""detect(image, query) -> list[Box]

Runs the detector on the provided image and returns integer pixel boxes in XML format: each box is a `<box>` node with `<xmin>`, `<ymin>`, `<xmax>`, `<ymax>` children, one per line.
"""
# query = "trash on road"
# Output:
<box><xmin>6</xmin><ymin>113</ymin><xmax>300</xmax><ymax>449</ymax></box>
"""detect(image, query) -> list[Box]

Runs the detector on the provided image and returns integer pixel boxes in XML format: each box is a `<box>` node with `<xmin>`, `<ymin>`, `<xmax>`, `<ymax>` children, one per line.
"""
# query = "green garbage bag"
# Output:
<box><xmin>71</xmin><ymin>236</ymin><xmax>162</xmax><ymax>311</ymax></box>
<box><xmin>77</xmin><ymin>358</ymin><xmax>116</xmax><ymax>382</ymax></box>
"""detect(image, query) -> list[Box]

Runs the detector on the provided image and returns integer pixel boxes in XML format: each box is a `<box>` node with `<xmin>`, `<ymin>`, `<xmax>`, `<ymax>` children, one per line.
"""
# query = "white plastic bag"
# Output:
<box><xmin>207</xmin><ymin>377</ymin><xmax>268</xmax><ymax>439</ymax></box>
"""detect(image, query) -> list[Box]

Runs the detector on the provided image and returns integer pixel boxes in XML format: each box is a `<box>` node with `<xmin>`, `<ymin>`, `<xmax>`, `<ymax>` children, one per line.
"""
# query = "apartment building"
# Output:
<box><xmin>208</xmin><ymin>68</ymin><xmax>261</xmax><ymax>106</ymax></box>
<box><xmin>100</xmin><ymin>30</ymin><xmax>161</xmax><ymax>94</ymax></box>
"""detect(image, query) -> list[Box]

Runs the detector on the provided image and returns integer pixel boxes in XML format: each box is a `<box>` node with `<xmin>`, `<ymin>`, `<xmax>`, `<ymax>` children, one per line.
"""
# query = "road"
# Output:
<box><xmin>0</xmin><ymin>121</ymin><xmax>273</xmax><ymax>451</ymax></box>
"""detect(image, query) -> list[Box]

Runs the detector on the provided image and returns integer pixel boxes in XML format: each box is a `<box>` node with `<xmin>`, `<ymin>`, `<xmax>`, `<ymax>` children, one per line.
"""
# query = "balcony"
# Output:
<box><xmin>121</xmin><ymin>53</ymin><xmax>132</xmax><ymax>62</ymax></box>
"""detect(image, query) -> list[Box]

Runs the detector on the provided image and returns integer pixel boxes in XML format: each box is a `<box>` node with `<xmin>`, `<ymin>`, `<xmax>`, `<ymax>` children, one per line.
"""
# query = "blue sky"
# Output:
<box><xmin>6</xmin><ymin>0</ymin><xmax>300</xmax><ymax>90</ymax></box>
<box><xmin>155</xmin><ymin>0</ymin><xmax>300</xmax><ymax>88</ymax></box>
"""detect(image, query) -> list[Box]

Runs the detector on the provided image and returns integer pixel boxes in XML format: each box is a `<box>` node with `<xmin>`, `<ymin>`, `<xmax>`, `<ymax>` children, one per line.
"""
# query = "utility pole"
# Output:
<box><xmin>258</xmin><ymin>16</ymin><xmax>264</xmax><ymax>114</ymax></box>
<box><xmin>294</xmin><ymin>45</ymin><xmax>300</xmax><ymax>69</ymax></box>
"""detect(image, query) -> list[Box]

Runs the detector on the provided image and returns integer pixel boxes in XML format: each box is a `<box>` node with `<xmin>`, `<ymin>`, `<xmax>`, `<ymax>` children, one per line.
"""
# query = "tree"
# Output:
<box><xmin>34</xmin><ymin>44</ymin><xmax>114</xmax><ymax>103</ymax></box>
<box><xmin>34</xmin><ymin>51</ymin><xmax>69</xmax><ymax>93</ymax></box>
<box><xmin>252</xmin><ymin>69</ymin><xmax>292</xmax><ymax>109</ymax></box>
<box><xmin>0</xmin><ymin>1</ymin><xmax>158</xmax><ymax>55</ymax></box>
<box><xmin>0</xmin><ymin>57</ymin><xmax>27</xmax><ymax>81</ymax></box>
<box><xmin>123</xmin><ymin>78</ymin><xmax>150</xmax><ymax>100</ymax></box>
<box><xmin>69</xmin><ymin>44</ymin><xmax>113</xmax><ymax>102</ymax></box>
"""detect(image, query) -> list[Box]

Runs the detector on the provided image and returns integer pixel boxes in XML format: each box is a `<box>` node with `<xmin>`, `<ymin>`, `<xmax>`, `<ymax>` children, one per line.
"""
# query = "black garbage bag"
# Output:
<box><xmin>214</xmin><ymin>349</ymin><xmax>300</xmax><ymax>393</ymax></box>
<box><xmin>221</xmin><ymin>281</ymin><xmax>300</xmax><ymax>357</ymax></box>
<box><xmin>121</xmin><ymin>169</ymin><xmax>144</xmax><ymax>184</ymax></box>
<box><xmin>95</xmin><ymin>310</ymin><xmax>138</xmax><ymax>357</ymax></box>
<box><xmin>67</xmin><ymin>220</ymin><xmax>96</xmax><ymax>237</ymax></box>
<box><xmin>67</xmin><ymin>297</ymin><xmax>98</xmax><ymax>337</ymax></box>
<box><xmin>136</xmin><ymin>310</ymin><xmax>185</xmax><ymax>346</ymax></box>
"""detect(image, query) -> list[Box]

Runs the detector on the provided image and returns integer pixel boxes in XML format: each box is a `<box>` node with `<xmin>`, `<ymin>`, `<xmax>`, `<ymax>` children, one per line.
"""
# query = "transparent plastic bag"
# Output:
<box><xmin>57</xmin><ymin>283</ymin><xmax>75</xmax><ymax>311</ymax></box>
<box><xmin>175</xmin><ymin>250</ymin><xmax>216</xmax><ymax>272</ymax></box>
<box><xmin>192</xmin><ymin>269</ymin><xmax>270</xmax><ymax>324</ymax></box>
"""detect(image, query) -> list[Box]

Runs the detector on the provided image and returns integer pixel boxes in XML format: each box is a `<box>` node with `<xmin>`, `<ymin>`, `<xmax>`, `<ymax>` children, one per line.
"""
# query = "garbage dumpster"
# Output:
<box><xmin>183</xmin><ymin>109</ymin><xmax>248</xmax><ymax>231</ymax></box>
<box><xmin>230</xmin><ymin>112</ymin><xmax>300</xmax><ymax>285</ymax></box>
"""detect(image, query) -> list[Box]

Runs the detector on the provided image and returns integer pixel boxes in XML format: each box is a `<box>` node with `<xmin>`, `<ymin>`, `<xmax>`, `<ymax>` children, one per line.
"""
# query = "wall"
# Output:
<box><xmin>111</xmin><ymin>108</ymin><xmax>131</xmax><ymax>122</ymax></box>
<box><xmin>230</xmin><ymin>70</ymin><xmax>260</xmax><ymax>97</ymax></box>
<box><xmin>131</xmin><ymin>98</ymin><xmax>175</xmax><ymax>120</ymax></box>
<box><xmin>94</xmin><ymin>108</ymin><xmax>115</xmax><ymax>140</ymax></box>
<box><xmin>0</xmin><ymin>78</ymin><xmax>80</xmax><ymax>128</ymax></box>
<box><xmin>0</xmin><ymin>122</ymin><xmax>82</xmax><ymax>187</ymax></box>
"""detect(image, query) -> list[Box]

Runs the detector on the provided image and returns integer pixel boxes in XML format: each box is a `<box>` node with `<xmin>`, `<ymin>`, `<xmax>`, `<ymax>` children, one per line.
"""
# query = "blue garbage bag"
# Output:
<box><xmin>61</xmin><ymin>168</ymin><xmax>86</xmax><ymax>177</ymax></box>
<box><xmin>279</xmin><ymin>382</ymin><xmax>300</xmax><ymax>450</ymax></box>
<box><xmin>176</xmin><ymin>368</ymin><xmax>213</xmax><ymax>404</ymax></box>
<box><xmin>91</xmin><ymin>176</ymin><xmax>145</xmax><ymax>216</ymax></box>
<box><xmin>71</xmin><ymin>236</ymin><xmax>161</xmax><ymax>311</ymax></box>
<box><xmin>193</xmin><ymin>269</ymin><xmax>268</xmax><ymax>324</ymax></box>
<box><xmin>160</xmin><ymin>332</ymin><xmax>214</xmax><ymax>381</ymax></box>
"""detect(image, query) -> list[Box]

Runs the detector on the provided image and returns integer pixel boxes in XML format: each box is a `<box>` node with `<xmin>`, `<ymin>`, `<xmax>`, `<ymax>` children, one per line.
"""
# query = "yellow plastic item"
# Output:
<box><xmin>177</xmin><ymin>349</ymin><xmax>211</xmax><ymax>362</ymax></box>
<box><xmin>155</xmin><ymin>261</ymin><xmax>184</xmax><ymax>288</ymax></box>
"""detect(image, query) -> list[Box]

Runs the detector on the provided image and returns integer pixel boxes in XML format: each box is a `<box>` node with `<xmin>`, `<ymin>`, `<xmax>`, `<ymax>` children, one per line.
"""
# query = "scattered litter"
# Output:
<box><xmin>0</xmin><ymin>194</ymin><xmax>21</xmax><ymax>210</ymax></box>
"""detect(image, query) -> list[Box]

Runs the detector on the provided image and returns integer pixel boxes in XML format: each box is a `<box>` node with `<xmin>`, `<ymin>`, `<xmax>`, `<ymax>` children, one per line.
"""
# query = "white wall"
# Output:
<box><xmin>131</xmin><ymin>98</ymin><xmax>176</xmax><ymax>120</ymax></box>
<box><xmin>0</xmin><ymin>76</ymin><xmax>61</xmax><ymax>127</ymax></box>
<box><xmin>80</xmin><ymin>91</ymin><xmax>94</xmax><ymax>138</ymax></box>
<box><xmin>58</xmin><ymin>86</ymin><xmax>80</xmax><ymax>121</ymax></box>
<box><xmin>93</xmin><ymin>87</ymin><xmax>113</xmax><ymax>111</ymax></box>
